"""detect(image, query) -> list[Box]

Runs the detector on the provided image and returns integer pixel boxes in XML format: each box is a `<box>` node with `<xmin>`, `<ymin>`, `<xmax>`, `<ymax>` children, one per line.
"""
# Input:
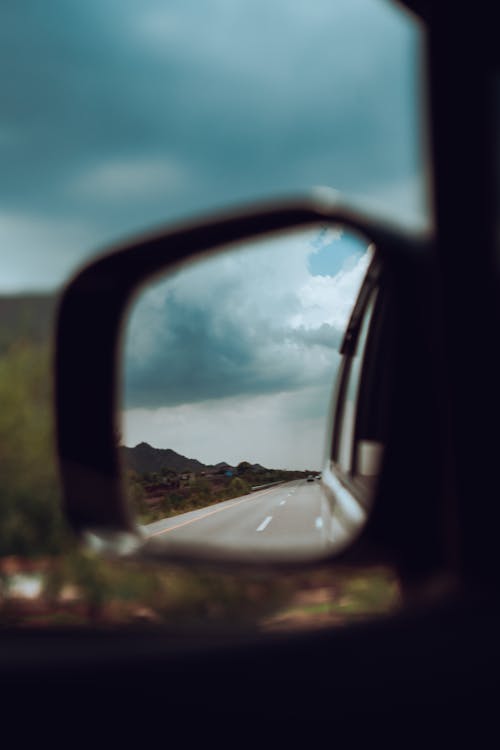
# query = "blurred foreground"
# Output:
<box><xmin>0</xmin><ymin>554</ymin><xmax>400</xmax><ymax>632</ymax></box>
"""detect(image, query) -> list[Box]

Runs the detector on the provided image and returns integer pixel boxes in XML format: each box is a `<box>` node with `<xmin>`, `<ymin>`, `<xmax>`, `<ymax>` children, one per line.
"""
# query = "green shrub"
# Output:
<box><xmin>225</xmin><ymin>477</ymin><xmax>251</xmax><ymax>498</ymax></box>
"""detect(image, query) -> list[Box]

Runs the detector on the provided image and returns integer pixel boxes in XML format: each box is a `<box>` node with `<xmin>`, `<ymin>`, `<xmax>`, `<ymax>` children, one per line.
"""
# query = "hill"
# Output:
<box><xmin>121</xmin><ymin>442</ymin><xmax>208</xmax><ymax>475</ymax></box>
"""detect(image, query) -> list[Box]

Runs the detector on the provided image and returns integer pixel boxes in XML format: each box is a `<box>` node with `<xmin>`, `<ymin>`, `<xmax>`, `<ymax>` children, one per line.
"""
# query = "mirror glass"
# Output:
<box><xmin>120</xmin><ymin>224</ymin><xmax>376</xmax><ymax>563</ymax></box>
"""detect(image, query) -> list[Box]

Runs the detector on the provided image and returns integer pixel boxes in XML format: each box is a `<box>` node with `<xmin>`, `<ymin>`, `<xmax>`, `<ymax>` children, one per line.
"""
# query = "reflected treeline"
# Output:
<box><xmin>126</xmin><ymin>462</ymin><xmax>311</xmax><ymax>524</ymax></box>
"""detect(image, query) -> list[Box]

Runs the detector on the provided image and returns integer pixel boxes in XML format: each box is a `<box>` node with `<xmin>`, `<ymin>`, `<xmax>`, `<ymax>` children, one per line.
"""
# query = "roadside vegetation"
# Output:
<box><xmin>126</xmin><ymin>464</ymin><xmax>309</xmax><ymax>525</ymax></box>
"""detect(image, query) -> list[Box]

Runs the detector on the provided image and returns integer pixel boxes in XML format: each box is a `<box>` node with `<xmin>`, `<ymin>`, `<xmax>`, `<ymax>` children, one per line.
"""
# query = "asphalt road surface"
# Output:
<box><xmin>142</xmin><ymin>479</ymin><xmax>335</xmax><ymax>562</ymax></box>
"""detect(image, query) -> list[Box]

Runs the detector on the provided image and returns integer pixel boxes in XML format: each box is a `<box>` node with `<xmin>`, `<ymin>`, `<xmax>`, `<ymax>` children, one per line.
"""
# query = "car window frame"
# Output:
<box><xmin>330</xmin><ymin>251</ymin><xmax>384</xmax><ymax>496</ymax></box>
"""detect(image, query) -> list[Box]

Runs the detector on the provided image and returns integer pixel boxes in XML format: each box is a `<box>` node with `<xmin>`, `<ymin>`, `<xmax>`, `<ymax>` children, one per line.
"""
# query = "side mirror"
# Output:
<box><xmin>56</xmin><ymin>191</ymin><xmax>436</xmax><ymax>574</ymax></box>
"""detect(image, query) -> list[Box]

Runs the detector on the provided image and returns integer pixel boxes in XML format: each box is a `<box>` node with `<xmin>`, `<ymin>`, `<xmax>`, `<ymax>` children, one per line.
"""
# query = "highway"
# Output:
<box><xmin>142</xmin><ymin>479</ymin><xmax>336</xmax><ymax>563</ymax></box>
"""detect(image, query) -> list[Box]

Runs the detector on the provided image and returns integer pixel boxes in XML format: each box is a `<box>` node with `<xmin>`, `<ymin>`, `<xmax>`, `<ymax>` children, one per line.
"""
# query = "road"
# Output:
<box><xmin>142</xmin><ymin>479</ymin><xmax>336</xmax><ymax>563</ymax></box>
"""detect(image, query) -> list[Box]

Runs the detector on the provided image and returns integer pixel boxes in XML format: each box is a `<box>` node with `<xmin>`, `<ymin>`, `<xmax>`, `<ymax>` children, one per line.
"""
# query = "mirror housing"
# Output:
<box><xmin>56</xmin><ymin>192</ymin><xmax>441</xmax><ymax>579</ymax></box>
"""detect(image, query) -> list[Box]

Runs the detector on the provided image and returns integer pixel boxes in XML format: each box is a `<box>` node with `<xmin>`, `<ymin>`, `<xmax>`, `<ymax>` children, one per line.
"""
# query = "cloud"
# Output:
<box><xmin>0</xmin><ymin>212</ymin><xmax>103</xmax><ymax>292</ymax></box>
<box><xmin>120</xmin><ymin>226</ymin><xmax>370</xmax><ymax>467</ymax></box>
<box><xmin>122</xmin><ymin>386</ymin><xmax>333</xmax><ymax>470</ymax></box>
<box><xmin>122</xmin><ymin>227</ymin><xmax>370</xmax><ymax>409</ymax></box>
<box><xmin>0</xmin><ymin>0</ymin><xmax>424</xmax><ymax>291</ymax></box>
<box><xmin>73</xmin><ymin>157</ymin><xmax>189</xmax><ymax>201</ymax></box>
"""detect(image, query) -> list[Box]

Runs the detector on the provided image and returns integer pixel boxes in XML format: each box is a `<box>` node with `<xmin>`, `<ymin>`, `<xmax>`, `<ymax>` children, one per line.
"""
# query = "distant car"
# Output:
<box><xmin>306</xmin><ymin>475</ymin><xmax>314</xmax><ymax>482</ymax></box>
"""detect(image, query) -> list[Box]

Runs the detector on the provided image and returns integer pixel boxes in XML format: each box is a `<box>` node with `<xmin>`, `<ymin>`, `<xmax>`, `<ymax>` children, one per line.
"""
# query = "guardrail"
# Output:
<box><xmin>250</xmin><ymin>480</ymin><xmax>286</xmax><ymax>491</ymax></box>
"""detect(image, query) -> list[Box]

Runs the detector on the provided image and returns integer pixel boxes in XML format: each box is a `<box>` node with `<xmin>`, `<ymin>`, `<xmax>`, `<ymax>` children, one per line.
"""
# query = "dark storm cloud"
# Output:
<box><xmin>126</xmin><ymin>299</ymin><xmax>288</xmax><ymax>408</ymax></box>
<box><xmin>124</xmin><ymin>295</ymin><xmax>342</xmax><ymax>409</ymax></box>
<box><xmin>122</xmin><ymin>233</ymin><xmax>368</xmax><ymax>409</ymax></box>
<box><xmin>0</xmin><ymin>0</ymin><xmax>424</xmax><ymax>290</ymax></box>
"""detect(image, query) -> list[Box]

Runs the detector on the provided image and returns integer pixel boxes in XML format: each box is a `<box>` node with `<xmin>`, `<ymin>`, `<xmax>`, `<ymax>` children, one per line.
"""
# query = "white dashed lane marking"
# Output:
<box><xmin>256</xmin><ymin>516</ymin><xmax>273</xmax><ymax>532</ymax></box>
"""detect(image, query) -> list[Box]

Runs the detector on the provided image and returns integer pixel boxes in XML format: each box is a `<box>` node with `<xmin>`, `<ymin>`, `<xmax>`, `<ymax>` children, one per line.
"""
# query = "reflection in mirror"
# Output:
<box><xmin>120</xmin><ymin>224</ymin><xmax>376</xmax><ymax>563</ymax></box>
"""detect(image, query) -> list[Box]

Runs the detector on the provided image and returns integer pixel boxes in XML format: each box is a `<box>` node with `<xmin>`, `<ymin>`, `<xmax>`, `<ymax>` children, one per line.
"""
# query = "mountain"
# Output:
<box><xmin>121</xmin><ymin>442</ymin><xmax>208</xmax><ymax>475</ymax></box>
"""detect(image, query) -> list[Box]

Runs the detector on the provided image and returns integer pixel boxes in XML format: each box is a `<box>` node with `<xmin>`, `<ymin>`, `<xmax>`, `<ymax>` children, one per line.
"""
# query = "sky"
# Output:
<box><xmin>0</xmin><ymin>0</ymin><xmax>426</xmax><ymax>469</ymax></box>
<box><xmin>122</xmin><ymin>226</ymin><xmax>372</xmax><ymax>468</ymax></box>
